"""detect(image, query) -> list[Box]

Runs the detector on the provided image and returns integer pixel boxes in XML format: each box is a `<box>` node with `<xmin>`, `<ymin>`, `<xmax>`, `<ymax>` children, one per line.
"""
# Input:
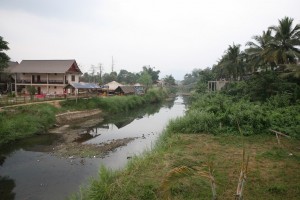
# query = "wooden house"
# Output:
<box><xmin>10</xmin><ymin>60</ymin><xmax>82</xmax><ymax>95</ymax></box>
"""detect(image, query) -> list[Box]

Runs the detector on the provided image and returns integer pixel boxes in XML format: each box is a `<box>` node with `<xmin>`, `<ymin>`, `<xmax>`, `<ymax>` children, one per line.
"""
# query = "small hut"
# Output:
<box><xmin>115</xmin><ymin>86</ymin><xmax>136</xmax><ymax>95</ymax></box>
<box><xmin>102</xmin><ymin>81</ymin><xmax>123</xmax><ymax>94</ymax></box>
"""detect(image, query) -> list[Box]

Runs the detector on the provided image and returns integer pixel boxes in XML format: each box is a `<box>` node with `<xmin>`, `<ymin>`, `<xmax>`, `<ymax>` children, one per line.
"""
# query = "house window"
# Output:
<box><xmin>54</xmin><ymin>86</ymin><xmax>57</xmax><ymax>89</ymax></box>
<box><xmin>71</xmin><ymin>75</ymin><xmax>75</xmax><ymax>82</ymax></box>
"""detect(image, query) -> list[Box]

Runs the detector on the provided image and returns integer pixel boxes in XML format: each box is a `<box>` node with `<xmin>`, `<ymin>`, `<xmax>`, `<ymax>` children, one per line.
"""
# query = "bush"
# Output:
<box><xmin>167</xmin><ymin>93</ymin><xmax>300</xmax><ymax>138</ymax></box>
<box><xmin>0</xmin><ymin>104</ymin><xmax>57</xmax><ymax>144</ymax></box>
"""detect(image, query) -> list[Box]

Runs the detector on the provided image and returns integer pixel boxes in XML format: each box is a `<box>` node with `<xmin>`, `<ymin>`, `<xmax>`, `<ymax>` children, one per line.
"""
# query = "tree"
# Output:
<box><xmin>137</xmin><ymin>71</ymin><xmax>152</xmax><ymax>92</ymax></box>
<box><xmin>142</xmin><ymin>66</ymin><xmax>160</xmax><ymax>82</ymax></box>
<box><xmin>164</xmin><ymin>75</ymin><xmax>176</xmax><ymax>86</ymax></box>
<box><xmin>117</xmin><ymin>69</ymin><xmax>138</xmax><ymax>84</ymax></box>
<box><xmin>27</xmin><ymin>86</ymin><xmax>36</xmax><ymax>100</ymax></box>
<box><xmin>246</xmin><ymin>29</ymin><xmax>273</xmax><ymax>72</ymax></box>
<box><xmin>266</xmin><ymin>17</ymin><xmax>300</xmax><ymax>65</ymax></box>
<box><xmin>0</xmin><ymin>36</ymin><xmax>10</xmax><ymax>72</ymax></box>
<box><xmin>102</xmin><ymin>71</ymin><xmax>117</xmax><ymax>84</ymax></box>
<box><xmin>216</xmin><ymin>43</ymin><xmax>245</xmax><ymax>80</ymax></box>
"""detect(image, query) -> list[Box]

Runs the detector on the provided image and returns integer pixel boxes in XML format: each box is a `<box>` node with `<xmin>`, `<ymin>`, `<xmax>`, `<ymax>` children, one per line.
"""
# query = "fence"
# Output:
<box><xmin>0</xmin><ymin>93</ymin><xmax>101</xmax><ymax>107</ymax></box>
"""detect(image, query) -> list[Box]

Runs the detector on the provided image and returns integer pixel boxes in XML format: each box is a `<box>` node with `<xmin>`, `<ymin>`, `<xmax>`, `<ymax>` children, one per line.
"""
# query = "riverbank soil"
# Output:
<box><xmin>49</xmin><ymin>109</ymin><xmax>136</xmax><ymax>158</ymax></box>
<box><xmin>100</xmin><ymin>134</ymin><xmax>300</xmax><ymax>199</ymax></box>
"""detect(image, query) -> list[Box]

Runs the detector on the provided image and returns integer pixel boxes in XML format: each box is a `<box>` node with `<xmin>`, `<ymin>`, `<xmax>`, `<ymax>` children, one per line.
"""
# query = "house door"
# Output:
<box><xmin>32</xmin><ymin>75</ymin><xmax>35</xmax><ymax>83</ymax></box>
<box><xmin>37</xmin><ymin>75</ymin><xmax>41</xmax><ymax>83</ymax></box>
<box><xmin>37</xmin><ymin>87</ymin><xmax>41</xmax><ymax>94</ymax></box>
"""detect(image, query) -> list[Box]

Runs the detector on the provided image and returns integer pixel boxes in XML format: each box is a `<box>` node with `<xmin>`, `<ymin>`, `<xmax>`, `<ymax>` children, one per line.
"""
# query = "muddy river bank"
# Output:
<box><xmin>0</xmin><ymin>96</ymin><xmax>187</xmax><ymax>200</ymax></box>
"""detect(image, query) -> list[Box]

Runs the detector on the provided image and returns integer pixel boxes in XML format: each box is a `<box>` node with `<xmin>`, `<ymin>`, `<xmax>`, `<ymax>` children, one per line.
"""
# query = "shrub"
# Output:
<box><xmin>168</xmin><ymin>93</ymin><xmax>300</xmax><ymax>137</ymax></box>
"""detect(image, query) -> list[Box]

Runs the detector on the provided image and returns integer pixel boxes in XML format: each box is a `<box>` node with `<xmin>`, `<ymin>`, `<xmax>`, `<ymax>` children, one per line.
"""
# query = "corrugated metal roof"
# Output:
<box><xmin>11</xmin><ymin>60</ymin><xmax>82</xmax><ymax>74</ymax></box>
<box><xmin>66</xmin><ymin>82</ymin><xmax>101</xmax><ymax>89</ymax></box>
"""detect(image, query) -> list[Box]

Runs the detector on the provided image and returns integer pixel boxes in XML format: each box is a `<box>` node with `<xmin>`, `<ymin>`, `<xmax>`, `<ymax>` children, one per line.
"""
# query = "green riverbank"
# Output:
<box><xmin>0</xmin><ymin>88</ymin><xmax>168</xmax><ymax>145</ymax></box>
<box><xmin>69</xmin><ymin>93</ymin><xmax>300</xmax><ymax>200</ymax></box>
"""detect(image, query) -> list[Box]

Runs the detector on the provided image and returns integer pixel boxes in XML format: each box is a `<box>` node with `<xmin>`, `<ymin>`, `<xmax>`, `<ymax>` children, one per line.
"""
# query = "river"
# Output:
<box><xmin>0</xmin><ymin>96</ymin><xmax>187</xmax><ymax>200</ymax></box>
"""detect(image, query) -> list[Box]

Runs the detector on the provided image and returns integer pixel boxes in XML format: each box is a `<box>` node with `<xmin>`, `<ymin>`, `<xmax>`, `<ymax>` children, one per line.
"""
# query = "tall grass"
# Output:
<box><xmin>61</xmin><ymin>88</ymin><xmax>168</xmax><ymax>113</ymax></box>
<box><xmin>167</xmin><ymin>93</ymin><xmax>300</xmax><ymax>138</ymax></box>
<box><xmin>0</xmin><ymin>104</ymin><xmax>57</xmax><ymax>144</ymax></box>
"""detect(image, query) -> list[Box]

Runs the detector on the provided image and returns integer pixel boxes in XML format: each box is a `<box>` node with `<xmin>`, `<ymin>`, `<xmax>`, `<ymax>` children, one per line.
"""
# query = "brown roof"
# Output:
<box><xmin>116</xmin><ymin>86</ymin><xmax>136</xmax><ymax>94</ymax></box>
<box><xmin>11</xmin><ymin>60</ymin><xmax>82</xmax><ymax>74</ymax></box>
<box><xmin>3</xmin><ymin>61</ymin><xmax>19</xmax><ymax>73</ymax></box>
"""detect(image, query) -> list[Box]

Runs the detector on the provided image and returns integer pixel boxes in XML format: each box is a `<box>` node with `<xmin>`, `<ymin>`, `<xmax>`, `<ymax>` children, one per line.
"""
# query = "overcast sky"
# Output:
<box><xmin>0</xmin><ymin>0</ymin><xmax>299</xmax><ymax>80</ymax></box>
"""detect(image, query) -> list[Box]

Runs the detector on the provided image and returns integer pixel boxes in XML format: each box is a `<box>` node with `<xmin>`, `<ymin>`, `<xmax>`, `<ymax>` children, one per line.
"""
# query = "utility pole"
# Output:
<box><xmin>99</xmin><ymin>63</ymin><xmax>103</xmax><ymax>84</ymax></box>
<box><xmin>90</xmin><ymin>65</ymin><xmax>96</xmax><ymax>83</ymax></box>
<box><xmin>111</xmin><ymin>56</ymin><xmax>114</xmax><ymax>72</ymax></box>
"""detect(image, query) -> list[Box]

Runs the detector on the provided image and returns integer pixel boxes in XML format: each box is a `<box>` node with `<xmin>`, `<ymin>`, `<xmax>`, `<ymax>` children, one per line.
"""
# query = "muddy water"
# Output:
<box><xmin>0</xmin><ymin>96</ymin><xmax>186</xmax><ymax>200</ymax></box>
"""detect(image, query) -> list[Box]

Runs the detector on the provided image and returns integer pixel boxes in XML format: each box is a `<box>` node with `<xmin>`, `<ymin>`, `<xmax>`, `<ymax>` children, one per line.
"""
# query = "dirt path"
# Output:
<box><xmin>0</xmin><ymin>99</ymin><xmax>63</xmax><ymax>111</ymax></box>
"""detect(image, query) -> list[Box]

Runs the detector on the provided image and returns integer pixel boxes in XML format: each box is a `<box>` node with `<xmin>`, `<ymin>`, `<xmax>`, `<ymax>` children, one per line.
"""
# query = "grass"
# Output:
<box><xmin>71</xmin><ymin>133</ymin><xmax>300</xmax><ymax>200</ymax></box>
<box><xmin>60</xmin><ymin>88</ymin><xmax>168</xmax><ymax>113</ymax></box>
<box><xmin>0</xmin><ymin>104</ymin><xmax>57</xmax><ymax>144</ymax></box>
<box><xmin>0</xmin><ymin>88</ymin><xmax>168</xmax><ymax>145</ymax></box>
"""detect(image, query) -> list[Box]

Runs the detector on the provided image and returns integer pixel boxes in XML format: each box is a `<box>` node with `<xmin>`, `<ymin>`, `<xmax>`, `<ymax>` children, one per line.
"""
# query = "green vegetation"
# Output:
<box><xmin>168</xmin><ymin>92</ymin><xmax>300</xmax><ymax>138</ymax></box>
<box><xmin>0</xmin><ymin>104</ymin><xmax>57</xmax><ymax>144</ymax></box>
<box><xmin>69</xmin><ymin>134</ymin><xmax>300</xmax><ymax>200</ymax></box>
<box><xmin>60</xmin><ymin>88</ymin><xmax>167</xmax><ymax>113</ymax></box>
<box><xmin>81</xmin><ymin>65</ymin><xmax>161</xmax><ymax>85</ymax></box>
<box><xmin>0</xmin><ymin>36</ymin><xmax>10</xmax><ymax>71</ymax></box>
<box><xmin>71</xmin><ymin>16</ymin><xmax>300</xmax><ymax>200</ymax></box>
<box><xmin>0</xmin><ymin>88</ymin><xmax>167</xmax><ymax>145</ymax></box>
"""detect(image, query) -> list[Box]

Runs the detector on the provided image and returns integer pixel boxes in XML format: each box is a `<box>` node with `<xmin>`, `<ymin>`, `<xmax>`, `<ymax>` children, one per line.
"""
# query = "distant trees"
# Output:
<box><xmin>117</xmin><ymin>69</ymin><xmax>138</xmax><ymax>84</ymax></box>
<box><xmin>102</xmin><ymin>71</ymin><xmax>117</xmax><ymax>83</ymax></box>
<box><xmin>212</xmin><ymin>16</ymin><xmax>300</xmax><ymax>81</ymax></box>
<box><xmin>137</xmin><ymin>71</ymin><xmax>152</xmax><ymax>92</ymax></box>
<box><xmin>0</xmin><ymin>36</ymin><xmax>10</xmax><ymax>72</ymax></box>
<box><xmin>142</xmin><ymin>66</ymin><xmax>160</xmax><ymax>83</ymax></box>
<box><xmin>164</xmin><ymin>75</ymin><xmax>176</xmax><ymax>86</ymax></box>
<box><xmin>79</xmin><ymin>64</ymin><xmax>164</xmax><ymax>89</ymax></box>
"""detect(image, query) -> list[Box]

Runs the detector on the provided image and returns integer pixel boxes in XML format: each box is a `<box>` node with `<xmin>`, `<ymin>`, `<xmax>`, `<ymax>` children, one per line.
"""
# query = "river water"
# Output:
<box><xmin>0</xmin><ymin>96</ymin><xmax>186</xmax><ymax>200</ymax></box>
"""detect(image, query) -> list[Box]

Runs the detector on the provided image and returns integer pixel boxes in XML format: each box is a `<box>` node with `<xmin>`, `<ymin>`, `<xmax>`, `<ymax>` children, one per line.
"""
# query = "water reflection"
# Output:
<box><xmin>0</xmin><ymin>176</ymin><xmax>15</xmax><ymax>200</ymax></box>
<box><xmin>0</xmin><ymin>96</ymin><xmax>186</xmax><ymax>200</ymax></box>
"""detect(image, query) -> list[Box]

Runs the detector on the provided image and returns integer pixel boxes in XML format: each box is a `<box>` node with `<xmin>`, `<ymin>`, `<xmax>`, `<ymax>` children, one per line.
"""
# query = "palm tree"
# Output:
<box><xmin>245</xmin><ymin>29</ymin><xmax>273</xmax><ymax>72</ymax></box>
<box><xmin>266</xmin><ymin>17</ymin><xmax>300</xmax><ymax>65</ymax></box>
<box><xmin>216</xmin><ymin>43</ymin><xmax>245</xmax><ymax>81</ymax></box>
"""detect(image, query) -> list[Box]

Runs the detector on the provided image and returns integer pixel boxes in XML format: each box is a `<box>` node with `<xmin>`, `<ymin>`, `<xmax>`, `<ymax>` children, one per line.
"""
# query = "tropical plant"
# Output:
<box><xmin>142</xmin><ymin>66</ymin><xmax>160</xmax><ymax>83</ymax></box>
<box><xmin>27</xmin><ymin>86</ymin><xmax>36</xmax><ymax>100</ymax></box>
<box><xmin>0</xmin><ymin>36</ymin><xmax>10</xmax><ymax>71</ymax></box>
<box><xmin>137</xmin><ymin>71</ymin><xmax>152</xmax><ymax>92</ymax></box>
<box><xmin>266</xmin><ymin>17</ymin><xmax>300</xmax><ymax>66</ymax></box>
<box><xmin>246</xmin><ymin>29</ymin><xmax>274</xmax><ymax>72</ymax></box>
<box><xmin>163</xmin><ymin>74</ymin><xmax>176</xmax><ymax>86</ymax></box>
<box><xmin>215</xmin><ymin>43</ymin><xmax>245</xmax><ymax>81</ymax></box>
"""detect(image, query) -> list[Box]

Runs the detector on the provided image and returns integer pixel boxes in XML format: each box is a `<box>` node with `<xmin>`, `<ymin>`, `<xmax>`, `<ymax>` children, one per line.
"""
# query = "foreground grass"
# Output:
<box><xmin>72</xmin><ymin>133</ymin><xmax>300</xmax><ymax>200</ymax></box>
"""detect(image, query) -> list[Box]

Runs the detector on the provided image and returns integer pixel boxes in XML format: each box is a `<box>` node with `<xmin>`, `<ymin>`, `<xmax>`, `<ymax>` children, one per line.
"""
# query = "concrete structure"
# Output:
<box><xmin>208</xmin><ymin>80</ymin><xmax>228</xmax><ymax>92</ymax></box>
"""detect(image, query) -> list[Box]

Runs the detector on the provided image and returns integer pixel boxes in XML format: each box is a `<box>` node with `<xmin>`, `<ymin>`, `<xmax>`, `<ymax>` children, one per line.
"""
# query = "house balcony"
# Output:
<box><xmin>16</xmin><ymin>80</ymin><xmax>68</xmax><ymax>84</ymax></box>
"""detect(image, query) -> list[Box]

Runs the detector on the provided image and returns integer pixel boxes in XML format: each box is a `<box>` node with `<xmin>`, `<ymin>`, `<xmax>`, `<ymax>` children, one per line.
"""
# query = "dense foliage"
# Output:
<box><xmin>61</xmin><ymin>88</ymin><xmax>167</xmax><ymax>113</ymax></box>
<box><xmin>168</xmin><ymin>92</ymin><xmax>300</xmax><ymax>138</ymax></box>
<box><xmin>80</xmin><ymin>65</ymin><xmax>161</xmax><ymax>85</ymax></box>
<box><xmin>0</xmin><ymin>36</ymin><xmax>10</xmax><ymax>71</ymax></box>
